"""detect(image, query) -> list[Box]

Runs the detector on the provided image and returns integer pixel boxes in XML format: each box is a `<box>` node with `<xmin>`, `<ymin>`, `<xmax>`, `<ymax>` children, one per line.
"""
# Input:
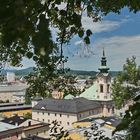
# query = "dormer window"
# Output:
<box><xmin>41</xmin><ymin>107</ymin><xmax>45</xmax><ymax>109</ymax></box>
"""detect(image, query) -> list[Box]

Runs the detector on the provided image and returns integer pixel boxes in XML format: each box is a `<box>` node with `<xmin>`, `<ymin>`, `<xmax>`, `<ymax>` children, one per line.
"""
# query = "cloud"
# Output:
<box><xmin>82</xmin><ymin>17</ymin><xmax>123</xmax><ymax>33</ymax></box>
<box><xmin>66</xmin><ymin>35</ymin><xmax>140</xmax><ymax>71</ymax></box>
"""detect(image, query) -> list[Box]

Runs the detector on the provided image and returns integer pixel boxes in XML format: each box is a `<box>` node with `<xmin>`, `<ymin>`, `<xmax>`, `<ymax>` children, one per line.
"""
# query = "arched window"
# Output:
<box><xmin>100</xmin><ymin>84</ymin><xmax>103</xmax><ymax>93</ymax></box>
<box><xmin>107</xmin><ymin>84</ymin><xmax>110</xmax><ymax>93</ymax></box>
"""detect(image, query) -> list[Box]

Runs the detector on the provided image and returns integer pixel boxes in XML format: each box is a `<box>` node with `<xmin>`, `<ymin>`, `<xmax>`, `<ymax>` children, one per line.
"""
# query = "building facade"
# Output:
<box><xmin>32</xmin><ymin>98</ymin><xmax>103</xmax><ymax>129</ymax></box>
<box><xmin>0</xmin><ymin>83</ymin><xmax>28</xmax><ymax>102</ymax></box>
<box><xmin>0</xmin><ymin>103</ymin><xmax>31</xmax><ymax>117</ymax></box>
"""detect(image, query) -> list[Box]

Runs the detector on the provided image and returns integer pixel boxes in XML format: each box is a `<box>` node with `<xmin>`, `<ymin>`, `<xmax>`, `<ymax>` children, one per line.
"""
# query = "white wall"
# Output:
<box><xmin>32</xmin><ymin>110</ymin><xmax>78</xmax><ymax>130</ymax></box>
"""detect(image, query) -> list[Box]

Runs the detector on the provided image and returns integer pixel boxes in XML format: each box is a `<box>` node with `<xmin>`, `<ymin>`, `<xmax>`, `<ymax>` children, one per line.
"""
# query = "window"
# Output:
<box><xmin>48</xmin><ymin>113</ymin><xmax>50</xmax><ymax>116</ymax></box>
<box><xmin>42</xmin><ymin>112</ymin><xmax>44</xmax><ymax>115</ymax></box>
<box><xmin>55</xmin><ymin>113</ymin><xmax>57</xmax><ymax>116</ymax></box>
<box><xmin>107</xmin><ymin>84</ymin><xmax>110</xmax><ymax>93</ymax></box>
<box><xmin>60</xmin><ymin>114</ymin><xmax>62</xmax><ymax>117</ymax></box>
<box><xmin>42</xmin><ymin>119</ymin><xmax>44</xmax><ymax>122</ymax></box>
<box><xmin>48</xmin><ymin>119</ymin><xmax>50</xmax><ymax>123</ymax></box>
<box><xmin>100</xmin><ymin>84</ymin><xmax>103</xmax><ymax>92</ymax></box>
<box><xmin>36</xmin><ymin>132</ymin><xmax>38</xmax><ymax>135</ymax></box>
<box><xmin>112</xmin><ymin>107</ymin><xmax>115</xmax><ymax>114</ymax></box>
<box><xmin>67</xmin><ymin>122</ymin><xmax>70</xmax><ymax>125</ymax></box>
<box><xmin>60</xmin><ymin>121</ymin><xmax>62</xmax><ymax>124</ymax></box>
<box><xmin>108</xmin><ymin>108</ymin><xmax>110</xmax><ymax>113</ymax></box>
<box><xmin>92</xmin><ymin>110</ymin><xmax>94</xmax><ymax>114</ymax></box>
<box><xmin>44</xmin><ymin>130</ymin><xmax>46</xmax><ymax>134</ymax></box>
<box><xmin>37</xmin><ymin>112</ymin><xmax>39</xmax><ymax>114</ymax></box>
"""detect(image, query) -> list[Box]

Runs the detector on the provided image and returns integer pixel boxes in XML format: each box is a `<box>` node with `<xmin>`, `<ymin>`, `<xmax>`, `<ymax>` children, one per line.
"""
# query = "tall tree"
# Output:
<box><xmin>0</xmin><ymin>0</ymin><xmax>140</xmax><ymax>68</ymax></box>
<box><xmin>112</xmin><ymin>57</ymin><xmax>140</xmax><ymax>109</ymax></box>
<box><xmin>112</xmin><ymin>57</ymin><xmax>140</xmax><ymax>140</ymax></box>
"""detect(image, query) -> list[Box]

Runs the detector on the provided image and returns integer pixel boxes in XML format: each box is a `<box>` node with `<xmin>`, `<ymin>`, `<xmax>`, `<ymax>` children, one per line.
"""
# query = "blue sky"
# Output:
<box><xmin>19</xmin><ymin>8</ymin><xmax>140</xmax><ymax>71</ymax></box>
<box><xmin>63</xmin><ymin>8</ymin><xmax>140</xmax><ymax>71</ymax></box>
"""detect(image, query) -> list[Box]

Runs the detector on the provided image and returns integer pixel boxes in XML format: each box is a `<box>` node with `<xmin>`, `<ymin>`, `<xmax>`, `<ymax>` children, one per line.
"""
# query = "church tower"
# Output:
<box><xmin>96</xmin><ymin>49</ymin><xmax>112</xmax><ymax>100</ymax></box>
<box><xmin>98</xmin><ymin>48</ymin><xmax>110</xmax><ymax>73</ymax></box>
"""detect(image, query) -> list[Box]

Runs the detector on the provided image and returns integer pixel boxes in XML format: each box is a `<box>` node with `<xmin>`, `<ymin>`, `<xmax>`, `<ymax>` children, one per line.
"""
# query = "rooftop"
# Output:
<box><xmin>1</xmin><ymin>115</ymin><xmax>27</xmax><ymax>125</ymax></box>
<box><xmin>33</xmin><ymin>97</ymin><xmax>102</xmax><ymax>114</ymax></box>
<box><xmin>0</xmin><ymin>83</ymin><xmax>28</xmax><ymax>92</ymax></box>
<box><xmin>0</xmin><ymin>122</ymin><xmax>18</xmax><ymax>132</ymax></box>
<box><xmin>64</xmin><ymin>94</ymin><xmax>74</xmax><ymax>99</ymax></box>
<box><xmin>0</xmin><ymin>105</ymin><xmax>31</xmax><ymax>112</ymax></box>
<box><xmin>80</xmin><ymin>83</ymin><xmax>97</xmax><ymax>100</ymax></box>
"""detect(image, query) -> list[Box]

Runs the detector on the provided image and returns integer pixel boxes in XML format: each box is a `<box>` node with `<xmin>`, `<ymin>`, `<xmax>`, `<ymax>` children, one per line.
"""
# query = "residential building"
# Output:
<box><xmin>32</xmin><ymin>97</ymin><xmax>113</xmax><ymax>129</ymax></box>
<box><xmin>0</xmin><ymin>115</ymin><xmax>50</xmax><ymax>139</ymax></box>
<box><xmin>0</xmin><ymin>83</ymin><xmax>28</xmax><ymax>102</ymax></box>
<box><xmin>0</xmin><ymin>102</ymin><xmax>31</xmax><ymax>117</ymax></box>
<box><xmin>0</xmin><ymin>122</ymin><xmax>23</xmax><ymax>140</ymax></box>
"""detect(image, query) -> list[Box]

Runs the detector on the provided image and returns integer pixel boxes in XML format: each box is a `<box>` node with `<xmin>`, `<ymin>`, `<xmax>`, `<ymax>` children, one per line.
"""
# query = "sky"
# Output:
<box><xmin>63</xmin><ymin>8</ymin><xmax>140</xmax><ymax>71</ymax></box>
<box><xmin>16</xmin><ymin>7</ymin><xmax>140</xmax><ymax>71</ymax></box>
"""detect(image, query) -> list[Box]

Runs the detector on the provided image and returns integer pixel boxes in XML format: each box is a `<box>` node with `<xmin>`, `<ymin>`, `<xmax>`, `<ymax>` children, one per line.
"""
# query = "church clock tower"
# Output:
<box><xmin>96</xmin><ymin>49</ymin><xmax>112</xmax><ymax>100</ymax></box>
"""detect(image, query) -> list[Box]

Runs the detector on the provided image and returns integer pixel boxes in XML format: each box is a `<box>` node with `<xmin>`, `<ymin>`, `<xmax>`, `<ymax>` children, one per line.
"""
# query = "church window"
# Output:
<box><xmin>100</xmin><ymin>84</ymin><xmax>103</xmax><ymax>92</ymax></box>
<box><xmin>108</xmin><ymin>108</ymin><xmax>110</xmax><ymax>113</ymax></box>
<box><xmin>107</xmin><ymin>84</ymin><xmax>110</xmax><ymax>93</ymax></box>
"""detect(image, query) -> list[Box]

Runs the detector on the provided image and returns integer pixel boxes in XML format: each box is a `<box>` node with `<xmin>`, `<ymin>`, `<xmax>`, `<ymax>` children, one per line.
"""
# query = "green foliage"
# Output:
<box><xmin>49</xmin><ymin>120</ymin><xmax>70</xmax><ymax>140</ymax></box>
<box><xmin>112</xmin><ymin>57</ymin><xmax>140</xmax><ymax>109</ymax></box>
<box><xmin>114</xmin><ymin>102</ymin><xmax>140</xmax><ymax>140</ymax></box>
<box><xmin>112</xmin><ymin>57</ymin><xmax>140</xmax><ymax>139</ymax></box>
<box><xmin>25</xmin><ymin>91</ymin><xmax>31</xmax><ymax>105</ymax></box>
<box><xmin>26</xmin><ymin>70</ymin><xmax>83</xmax><ymax>99</ymax></box>
<box><xmin>24</xmin><ymin>112</ymin><xmax>32</xmax><ymax>119</ymax></box>
<box><xmin>1</xmin><ymin>0</ymin><xmax>140</xmax><ymax>68</ymax></box>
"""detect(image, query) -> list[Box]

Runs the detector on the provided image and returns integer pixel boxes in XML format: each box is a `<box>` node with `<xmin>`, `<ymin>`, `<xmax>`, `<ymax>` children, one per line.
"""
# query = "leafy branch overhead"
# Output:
<box><xmin>0</xmin><ymin>0</ymin><xmax>140</xmax><ymax>67</ymax></box>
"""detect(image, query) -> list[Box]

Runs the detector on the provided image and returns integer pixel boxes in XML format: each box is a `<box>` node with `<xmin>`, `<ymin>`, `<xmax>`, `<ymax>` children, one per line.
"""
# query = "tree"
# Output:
<box><xmin>1</xmin><ymin>0</ymin><xmax>140</xmax><ymax>100</ymax></box>
<box><xmin>112</xmin><ymin>57</ymin><xmax>140</xmax><ymax>140</ymax></box>
<box><xmin>24</xmin><ymin>112</ymin><xmax>32</xmax><ymax>119</ymax></box>
<box><xmin>49</xmin><ymin>120</ymin><xmax>70</xmax><ymax>140</ymax></box>
<box><xmin>26</xmin><ymin>71</ymin><xmax>83</xmax><ymax>99</ymax></box>
<box><xmin>112</xmin><ymin>57</ymin><xmax>140</xmax><ymax>109</ymax></box>
<box><xmin>0</xmin><ymin>0</ymin><xmax>140</xmax><ymax>68</ymax></box>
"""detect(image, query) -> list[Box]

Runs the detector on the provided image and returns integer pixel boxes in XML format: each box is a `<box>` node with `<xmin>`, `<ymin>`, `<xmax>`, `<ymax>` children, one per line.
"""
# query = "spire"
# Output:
<box><xmin>98</xmin><ymin>48</ymin><xmax>110</xmax><ymax>73</ymax></box>
<box><xmin>103</xmin><ymin>48</ymin><xmax>105</xmax><ymax>57</ymax></box>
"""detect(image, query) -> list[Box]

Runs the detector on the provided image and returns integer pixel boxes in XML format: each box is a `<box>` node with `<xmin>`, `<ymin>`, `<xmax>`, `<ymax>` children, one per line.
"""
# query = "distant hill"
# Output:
<box><xmin>2</xmin><ymin>67</ymin><xmax>120</xmax><ymax>77</ymax></box>
<box><xmin>15</xmin><ymin>67</ymin><xmax>34</xmax><ymax>76</ymax></box>
<box><xmin>1</xmin><ymin>67</ymin><xmax>34</xmax><ymax>76</ymax></box>
<box><xmin>67</xmin><ymin>70</ymin><xmax>120</xmax><ymax>77</ymax></box>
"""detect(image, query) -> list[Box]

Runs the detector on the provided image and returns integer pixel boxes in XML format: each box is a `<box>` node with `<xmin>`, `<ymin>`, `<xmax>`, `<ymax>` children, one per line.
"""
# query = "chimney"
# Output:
<box><xmin>28</xmin><ymin>121</ymin><xmax>31</xmax><ymax>126</ymax></box>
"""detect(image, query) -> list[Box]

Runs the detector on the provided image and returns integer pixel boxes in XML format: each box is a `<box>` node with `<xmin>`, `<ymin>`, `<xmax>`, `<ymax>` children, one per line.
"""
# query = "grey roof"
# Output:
<box><xmin>0</xmin><ymin>105</ymin><xmax>31</xmax><ymax>112</ymax></box>
<box><xmin>0</xmin><ymin>102</ymin><xmax>24</xmax><ymax>107</ymax></box>
<box><xmin>1</xmin><ymin>115</ymin><xmax>27</xmax><ymax>125</ymax></box>
<box><xmin>0</xmin><ymin>84</ymin><xmax>28</xmax><ymax>92</ymax></box>
<box><xmin>0</xmin><ymin>122</ymin><xmax>18</xmax><ymax>132</ymax></box>
<box><xmin>33</xmin><ymin>97</ymin><xmax>102</xmax><ymax>114</ymax></box>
